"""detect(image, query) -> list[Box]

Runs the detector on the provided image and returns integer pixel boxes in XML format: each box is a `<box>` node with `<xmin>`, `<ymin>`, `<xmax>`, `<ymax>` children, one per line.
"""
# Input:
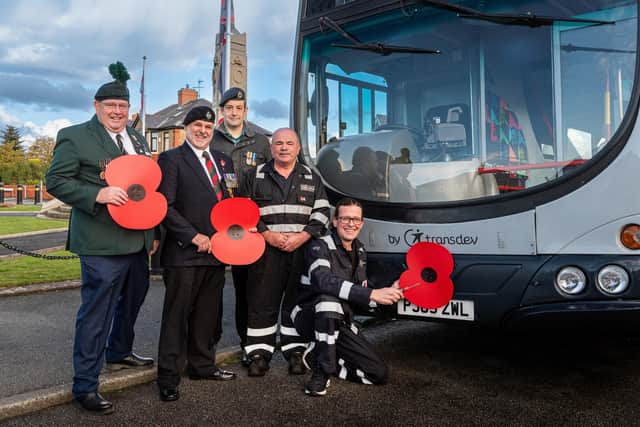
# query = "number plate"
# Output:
<box><xmin>397</xmin><ymin>299</ymin><xmax>475</xmax><ymax>321</ymax></box>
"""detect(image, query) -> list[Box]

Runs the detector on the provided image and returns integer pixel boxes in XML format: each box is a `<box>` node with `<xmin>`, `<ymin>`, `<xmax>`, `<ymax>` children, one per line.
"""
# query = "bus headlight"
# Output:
<box><xmin>596</xmin><ymin>265</ymin><xmax>629</xmax><ymax>295</ymax></box>
<box><xmin>555</xmin><ymin>267</ymin><xmax>587</xmax><ymax>295</ymax></box>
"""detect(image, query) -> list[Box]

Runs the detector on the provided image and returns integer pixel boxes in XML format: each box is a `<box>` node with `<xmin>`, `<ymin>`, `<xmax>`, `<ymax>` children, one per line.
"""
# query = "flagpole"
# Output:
<box><xmin>141</xmin><ymin>56</ymin><xmax>147</xmax><ymax>139</ymax></box>
<box><xmin>224</xmin><ymin>0</ymin><xmax>231</xmax><ymax>92</ymax></box>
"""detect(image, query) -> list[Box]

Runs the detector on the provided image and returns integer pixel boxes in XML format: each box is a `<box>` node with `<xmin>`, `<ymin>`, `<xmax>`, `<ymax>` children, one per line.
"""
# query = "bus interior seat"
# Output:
<box><xmin>423</xmin><ymin>103</ymin><xmax>472</xmax><ymax>159</ymax></box>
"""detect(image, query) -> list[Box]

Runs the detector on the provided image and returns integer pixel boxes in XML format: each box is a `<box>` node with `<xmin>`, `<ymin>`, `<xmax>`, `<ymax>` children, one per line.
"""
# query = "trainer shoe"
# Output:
<box><xmin>288</xmin><ymin>352</ymin><xmax>306</xmax><ymax>375</ymax></box>
<box><xmin>302</xmin><ymin>342</ymin><xmax>317</xmax><ymax>371</ymax></box>
<box><xmin>304</xmin><ymin>368</ymin><xmax>330</xmax><ymax>397</ymax></box>
<box><xmin>247</xmin><ymin>356</ymin><xmax>269</xmax><ymax>377</ymax></box>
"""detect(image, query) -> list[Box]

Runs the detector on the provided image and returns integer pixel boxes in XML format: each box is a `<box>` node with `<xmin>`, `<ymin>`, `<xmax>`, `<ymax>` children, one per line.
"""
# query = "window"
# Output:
<box><xmin>300</xmin><ymin>1</ymin><xmax>637</xmax><ymax>203</ymax></box>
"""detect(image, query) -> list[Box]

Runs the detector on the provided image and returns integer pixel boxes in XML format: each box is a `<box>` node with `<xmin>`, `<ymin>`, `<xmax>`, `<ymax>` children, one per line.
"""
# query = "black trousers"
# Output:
<box><xmin>245</xmin><ymin>245</ymin><xmax>306</xmax><ymax>361</ymax></box>
<box><xmin>231</xmin><ymin>265</ymin><xmax>249</xmax><ymax>347</ymax></box>
<box><xmin>293</xmin><ymin>295</ymin><xmax>388</xmax><ymax>385</ymax></box>
<box><xmin>215</xmin><ymin>266</ymin><xmax>249</xmax><ymax>348</ymax></box>
<box><xmin>157</xmin><ymin>266</ymin><xmax>225</xmax><ymax>388</ymax></box>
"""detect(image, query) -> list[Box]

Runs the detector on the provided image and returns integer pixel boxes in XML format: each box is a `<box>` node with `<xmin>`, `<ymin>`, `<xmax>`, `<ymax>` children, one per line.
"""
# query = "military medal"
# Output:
<box><xmin>98</xmin><ymin>159</ymin><xmax>110</xmax><ymax>181</ymax></box>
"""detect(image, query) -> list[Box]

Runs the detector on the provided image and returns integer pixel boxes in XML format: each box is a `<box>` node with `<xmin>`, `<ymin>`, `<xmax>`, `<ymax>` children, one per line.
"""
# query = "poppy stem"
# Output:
<box><xmin>402</xmin><ymin>281</ymin><xmax>423</xmax><ymax>291</ymax></box>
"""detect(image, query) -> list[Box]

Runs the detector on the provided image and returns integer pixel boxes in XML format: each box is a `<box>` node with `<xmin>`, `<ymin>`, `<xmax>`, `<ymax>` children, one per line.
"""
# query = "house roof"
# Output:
<box><xmin>142</xmin><ymin>98</ymin><xmax>272</xmax><ymax>137</ymax></box>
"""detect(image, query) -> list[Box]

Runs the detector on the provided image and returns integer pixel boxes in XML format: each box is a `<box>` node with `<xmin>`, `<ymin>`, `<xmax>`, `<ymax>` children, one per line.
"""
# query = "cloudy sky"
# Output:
<box><xmin>0</xmin><ymin>0</ymin><xmax>298</xmax><ymax>145</ymax></box>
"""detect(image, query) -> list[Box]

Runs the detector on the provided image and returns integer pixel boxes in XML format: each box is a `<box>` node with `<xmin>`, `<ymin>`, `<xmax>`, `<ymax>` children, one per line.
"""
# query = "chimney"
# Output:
<box><xmin>178</xmin><ymin>85</ymin><xmax>198</xmax><ymax>105</ymax></box>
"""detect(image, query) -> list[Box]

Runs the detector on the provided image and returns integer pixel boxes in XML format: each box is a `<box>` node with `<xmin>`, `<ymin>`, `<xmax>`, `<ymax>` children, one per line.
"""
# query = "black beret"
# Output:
<box><xmin>94</xmin><ymin>81</ymin><xmax>130</xmax><ymax>101</ymax></box>
<box><xmin>219</xmin><ymin>87</ymin><xmax>246</xmax><ymax>106</ymax></box>
<box><xmin>183</xmin><ymin>106</ymin><xmax>215</xmax><ymax>126</ymax></box>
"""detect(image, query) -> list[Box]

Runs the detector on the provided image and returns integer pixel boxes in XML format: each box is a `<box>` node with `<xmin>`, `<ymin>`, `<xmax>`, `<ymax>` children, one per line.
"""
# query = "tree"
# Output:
<box><xmin>1</xmin><ymin>125</ymin><xmax>24</xmax><ymax>153</ymax></box>
<box><xmin>27</xmin><ymin>136</ymin><xmax>55</xmax><ymax>168</ymax></box>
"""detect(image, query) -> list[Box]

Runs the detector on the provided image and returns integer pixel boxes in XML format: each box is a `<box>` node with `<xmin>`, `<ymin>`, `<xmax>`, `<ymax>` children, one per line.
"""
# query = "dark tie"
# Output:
<box><xmin>115</xmin><ymin>134</ymin><xmax>126</xmax><ymax>154</ymax></box>
<box><xmin>202</xmin><ymin>151</ymin><xmax>223</xmax><ymax>201</ymax></box>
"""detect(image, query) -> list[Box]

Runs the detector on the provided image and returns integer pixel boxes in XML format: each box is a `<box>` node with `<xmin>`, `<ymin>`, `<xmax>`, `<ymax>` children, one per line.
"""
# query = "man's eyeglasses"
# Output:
<box><xmin>101</xmin><ymin>102</ymin><xmax>130</xmax><ymax>111</ymax></box>
<box><xmin>337</xmin><ymin>216</ymin><xmax>363</xmax><ymax>225</ymax></box>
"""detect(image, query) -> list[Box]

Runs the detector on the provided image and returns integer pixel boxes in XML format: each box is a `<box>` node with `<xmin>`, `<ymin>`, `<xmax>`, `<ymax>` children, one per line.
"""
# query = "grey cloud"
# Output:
<box><xmin>0</xmin><ymin>73</ymin><xmax>92</xmax><ymax>110</ymax></box>
<box><xmin>251</xmin><ymin>98</ymin><xmax>288</xmax><ymax>119</ymax></box>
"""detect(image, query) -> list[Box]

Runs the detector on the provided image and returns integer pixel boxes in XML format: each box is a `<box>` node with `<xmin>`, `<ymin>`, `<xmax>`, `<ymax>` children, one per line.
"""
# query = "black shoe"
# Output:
<box><xmin>305</xmin><ymin>368</ymin><xmax>331</xmax><ymax>397</ymax></box>
<box><xmin>240</xmin><ymin>349</ymin><xmax>251</xmax><ymax>368</ymax></box>
<box><xmin>74</xmin><ymin>392</ymin><xmax>114</xmax><ymax>414</ymax></box>
<box><xmin>302</xmin><ymin>342</ymin><xmax>317</xmax><ymax>371</ymax></box>
<box><xmin>288</xmin><ymin>352</ymin><xmax>306</xmax><ymax>375</ymax></box>
<box><xmin>247</xmin><ymin>356</ymin><xmax>269</xmax><ymax>377</ymax></box>
<box><xmin>159</xmin><ymin>387</ymin><xmax>179</xmax><ymax>402</ymax></box>
<box><xmin>189</xmin><ymin>368</ymin><xmax>236</xmax><ymax>381</ymax></box>
<box><xmin>106</xmin><ymin>353</ymin><xmax>154</xmax><ymax>370</ymax></box>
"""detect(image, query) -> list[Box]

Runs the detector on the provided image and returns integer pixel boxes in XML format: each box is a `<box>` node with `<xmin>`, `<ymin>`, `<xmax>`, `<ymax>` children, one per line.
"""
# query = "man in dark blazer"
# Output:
<box><xmin>46</xmin><ymin>75</ymin><xmax>156</xmax><ymax>415</ymax></box>
<box><xmin>156</xmin><ymin>106</ymin><xmax>236</xmax><ymax>402</ymax></box>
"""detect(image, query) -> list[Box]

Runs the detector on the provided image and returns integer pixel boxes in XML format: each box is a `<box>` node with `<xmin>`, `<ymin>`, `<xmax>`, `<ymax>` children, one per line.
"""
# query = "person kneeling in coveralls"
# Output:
<box><xmin>292</xmin><ymin>197</ymin><xmax>403</xmax><ymax>396</ymax></box>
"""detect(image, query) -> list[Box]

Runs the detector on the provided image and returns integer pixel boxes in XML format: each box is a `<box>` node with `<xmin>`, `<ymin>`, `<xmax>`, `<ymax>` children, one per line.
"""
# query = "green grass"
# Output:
<box><xmin>0</xmin><ymin>250</ymin><xmax>80</xmax><ymax>287</ymax></box>
<box><xmin>0</xmin><ymin>205</ymin><xmax>42</xmax><ymax>212</ymax></box>
<box><xmin>0</xmin><ymin>217</ymin><xmax>67</xmax><ymax>236</ymax></box>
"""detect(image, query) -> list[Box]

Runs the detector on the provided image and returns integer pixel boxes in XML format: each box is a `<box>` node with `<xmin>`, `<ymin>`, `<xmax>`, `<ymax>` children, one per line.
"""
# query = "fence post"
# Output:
<box><xmin>34</xmin><ymin>184</ymin><xmax>41</xmax><ymax>204</ymax></box>
<box><xmin>16</xmin><ymin>183</ymin><xmax>23</xmax><ymax>204</ymax></box>
<box><xmin>0</xmin><ymin>182</ymin><xmax>4</xmax><ymax>204</ymax></box>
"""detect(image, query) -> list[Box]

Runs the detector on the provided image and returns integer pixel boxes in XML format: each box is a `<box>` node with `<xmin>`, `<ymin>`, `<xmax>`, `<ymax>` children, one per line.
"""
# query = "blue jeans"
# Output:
<box><xmin>72</xmin><ymin>250</ymin><xmax>149</xmax><ymax>396</ymax></box>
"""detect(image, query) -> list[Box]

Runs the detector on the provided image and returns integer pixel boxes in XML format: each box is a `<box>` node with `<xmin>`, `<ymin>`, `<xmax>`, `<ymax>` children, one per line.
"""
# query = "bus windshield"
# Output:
<box><xmin>299</xmin><ymin>0</ymin><xmax>637</xmax><ymax>203</ymax></box>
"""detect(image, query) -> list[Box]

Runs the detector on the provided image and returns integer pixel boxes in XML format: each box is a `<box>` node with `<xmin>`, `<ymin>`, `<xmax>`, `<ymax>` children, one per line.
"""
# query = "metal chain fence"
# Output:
<box><xmin>0</xmin><ymin>240</ymin><xmax>79</xmax><ymax>260</ymax></box>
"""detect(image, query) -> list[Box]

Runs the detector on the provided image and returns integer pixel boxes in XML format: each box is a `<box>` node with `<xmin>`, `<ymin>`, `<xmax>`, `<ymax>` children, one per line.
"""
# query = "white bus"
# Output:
<box><xmin>292</xmin><ymin>0</ymin><xmax>640</xmax><ymax>328</ymax></box>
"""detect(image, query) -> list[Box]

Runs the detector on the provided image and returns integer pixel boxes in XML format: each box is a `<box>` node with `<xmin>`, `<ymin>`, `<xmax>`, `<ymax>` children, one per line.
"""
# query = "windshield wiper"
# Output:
<box><xmin>561</xmin><ymin>44</ymin><xmax>635</xmax><ymax>54</ymax></box>
<box><xmin>319</xmin><ymin>16</ymin><xmax>441</xmax><ymax>55</ymax></box>
<box><xmin>417</xmin><ymin>0</ymin><xmax>616</xmax><ymax>28</ymax></box>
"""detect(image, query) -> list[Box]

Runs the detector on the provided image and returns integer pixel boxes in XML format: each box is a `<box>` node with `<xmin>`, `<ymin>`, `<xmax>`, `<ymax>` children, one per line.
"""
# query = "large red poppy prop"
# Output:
<box><xmin>105</xmin><ymin>155</ymin><xmax>167</xmax><ymax>230</ymax></box>
<box><xmin>399</xmin><ymin>242</ymin><xmax>454</xmax><ymax>309</ymax></box>
<box><xmin>210</xmin><ymin>197</ymin><xmax>265</xmax><ymax>265</ymax></box>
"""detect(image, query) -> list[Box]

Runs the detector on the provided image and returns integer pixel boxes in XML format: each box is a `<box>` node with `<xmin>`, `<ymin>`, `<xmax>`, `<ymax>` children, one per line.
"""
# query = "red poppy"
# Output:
<box><xmin>209</xmin><ymin>197</ymin><xmax>265</xmax><ymax>265</ymax></box>
<box><xmin>105</xmin><ymin>155</ymin><xmax>167</xmax><ymax>230</ymax></box>
<box><xmin>399</xmin><ymin>242</ymin><xmax>454</xmax><ymax>309</ymax></box>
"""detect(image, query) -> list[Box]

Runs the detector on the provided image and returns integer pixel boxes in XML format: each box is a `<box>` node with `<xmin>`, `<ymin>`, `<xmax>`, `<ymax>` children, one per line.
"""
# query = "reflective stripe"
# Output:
<box><xmin>247</xmin><ymin>325</ymin><xmax>278</xmax><ymax>337</ymax></box>
<box><xmin>256</xmin><ymin>164</ymin><xmax>265</xmax><ymax>179</ymax></box>
<box><xmin>260</xmin><ymin>204</ymin><xmax>312</xmax><ymax>216</ymax></box>
<box><xmin>281</xmin><ymin>343</ymin><xmax>306</xmax><ymax>352</ymax></box>
<box><xmin>300</xmin><ymin>275</ymin><xmax>310</xmax><ymax>285</ymax></box>
<box><xmin>315</xmin><ymin>331</ymin><xmax>339</xmax><ymax>345</ymax></box>
<box><xmin>245</xmin><ymin>343</ymin><xmax>275</xmax><ymax>354</ymax></box>
<box><xmin>350</xmin><ymin>323</ymin><xmax>359</xmax><ymax>334</ymax></box>
<box><xmin>291</xmin><ymin>305</ymin><xmax>302</xmax><ymax>323</ymax></box>
<box><xmin>319</xmin><ymin>235</ymin><xmax>336</xmax><ymax>250</ymax></box>
<box><xmin>338</xmin><ymin>358</ymin><xmax>347</xmax><ymax>379</ymax></box>
<box><xmin>267</xmin><ymin>224</ymin><xmax>305</xmax><ymax>232</ymax></box>
<box><xmin>313</xmin><ymin>199</ymin><xmax>330</xmax><ymax>209</ymax></box>
<box><xmin>309</xmin><ymin>259</ymin><xmax>330</xmax><ymax>276</ymax></box>
<box><xmin>315</xmin><ymin>301</ymin><xmax>344</xmax><ymax>315</ymax></box>
<box><xmin>369</xmin><ymin>301</ymin><xmax>377</xmax><ymax>308</ymax></box>
<box><xmin>310</xmin><ymin>212</ymin><xmax>329</xmax><ymax>225</ymax></box>
<box><xmin>339</xmin><ymin>281</ymin><xmax>353</xmax><ymax>300</ymax></box>
<box><xmin>357</xmin><ymin>369</ymin><xmax>373</xmax><ymax>385</ymax></box>
<box><xmin>280</xmin><ymin>326</ymin><xmax>300</xmax><ymax>337</ymax></box>
<box><xmin>304</xmin><ymin>175</ymin><xmax>313</xmax><ymax>180</ymax></box>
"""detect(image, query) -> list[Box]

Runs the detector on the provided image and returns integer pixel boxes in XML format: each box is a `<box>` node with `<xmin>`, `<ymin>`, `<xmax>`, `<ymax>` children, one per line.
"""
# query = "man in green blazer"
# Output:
<box><xmin>46</xmin><ymin>70</ymin><xmax>157</xmax><ymax>415</ymax></box>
